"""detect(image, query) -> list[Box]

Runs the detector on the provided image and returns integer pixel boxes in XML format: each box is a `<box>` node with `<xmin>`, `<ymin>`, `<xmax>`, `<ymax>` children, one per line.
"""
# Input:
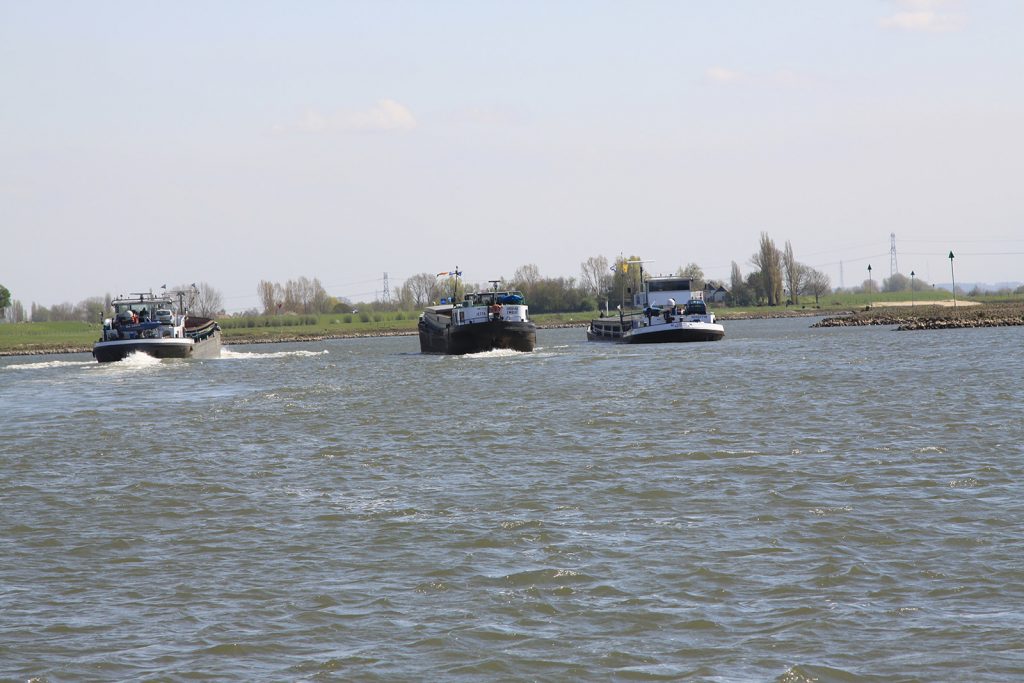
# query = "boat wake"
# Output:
<box><xmin>4</xmin><ymin>359</ymin><xmax>95</xmax><ymax>371</ymax></box>
<box><xmin>114</xmin><ymin>352</ymin><xmax>162</xmax><ymax>367</ymax></box>
<box><xmin>220</xmin><ymin>348</ymin><xmax>329</xmax><ymax>360</ymax></box>
<box><xmin>454</xmin><ymin>348</ymin><xmax>529</xmax><ymax>360</ymax></box>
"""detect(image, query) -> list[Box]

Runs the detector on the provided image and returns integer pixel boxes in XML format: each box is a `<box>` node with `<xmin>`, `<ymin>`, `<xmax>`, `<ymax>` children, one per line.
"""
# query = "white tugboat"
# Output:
<box><xmin>419</xmin><ymin>269</ymin><xmax>536</xmax><ymax>354</ymax></box>
<box><xmin>587</xmin><ymin>273</ymin><xmax>724</xmax><ymax>344</ymax></box>
<box><xmin>92</xmin><ymin>289</ymin><xmax>221</xmax><ymax>363</ymax></box>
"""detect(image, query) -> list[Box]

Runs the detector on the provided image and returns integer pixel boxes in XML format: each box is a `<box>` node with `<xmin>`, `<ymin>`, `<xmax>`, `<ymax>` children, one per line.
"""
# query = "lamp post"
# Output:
<box><xmin>910</xmin><ymin>270</ymin><xmax>915</xmax><ymax>309</ymax></box>
<box><xmin>948</xmin><ymin>251</ymin><xmax>957</xmax><ymax>309</ymax></box>
<box><xmin>867</xmin><ymin>264</ymin><xmax>873</xmax><ymax>308</ymax></box>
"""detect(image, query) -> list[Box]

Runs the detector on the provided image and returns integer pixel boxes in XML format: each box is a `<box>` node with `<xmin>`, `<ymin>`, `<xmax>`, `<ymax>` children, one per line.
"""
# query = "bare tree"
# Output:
<box><xmin>310</xmin><ymin>277</ymin><xmax>329</xmax><ymax>313</ymax></box>
<box><xmin>198</xmin><ymin>283</ymin><xmax>224</xmax><ymax>316</ymax></box>
<box><xmin>730</xmin><ymin>261</ymin><xmax>744</xmax><ymax>292</ymax></box>
<box><xmin>395</xmin><ymin>283</ymin><xmax>415</xmax><ymax>310</ymax></box>
<box><xmin>750</xmin><ymin>232</ymin><xmax>783</xmax><ymax>305</ymax></box>
<box><xmin>609</xmin><ymin>255</ymin><xmax>644</xmax><ymax>308</ymax></box>
<box><xmin>10</xmin><ymin>300</ymin><xmax>26</xmax><ymax>322</ymax></box>
<box><xmin>728</xmin><ymin>261</ymin><xmax>754</xmax><ymax>306</ymax></box>
<box><xmin>580</xmin><ymin>255</ymin><xmax>611</xmax><ymax>300</ymax></box>
<box><xmin>257</xmin><ymin>280</ymin><xmax>276</xmax><ymax>314</ymax></box>
<box><xmin>782</xmin><ymin>241</ymin><xmax>807</xmax><ymax>306</ymax></box>
<box><xmin>282</xmin><ymin>279</ymin><xmax>302</xmax><ymax>313</ymax></box>
<box><xmin>77</xmin><ymin>296</ymin><xmax>107</xmax><ymax>322</ymax></box>
<box><xmin>404</xmin><ymin>273</ymin><xmax>439</xmax><ymax>307</ymax></box>
<box><xmin>513</xmin><ymin>263</ymin><xmax>540</xmax><ymax>287</ymax></box>
<box><xmin>176</xmin><ymin>282</ymin><xmax>223</xmax><ymax>317</ymax></box>
<box><xmin>49</xmin><ymin>302</ymin><xmax>76</xmax><ymax>320</ymax></box>
<box><xmin>295</xmin><ymin>276</ymin><xmax>313</xmax><ymax>313</ymax></box>
<box><xmin>803</xmin><ymin>268</ymin><xmax>831</xmax><ymax>306</ymax></box>
<box><xmin>677</xmin><ymin>262</ymin><xmax>705</xmax><ymax>290</ymax></box>
<box><xmin>511</xmin><ymin>263</ymin><xmax>541</xmax><ymax>302</ymax></box>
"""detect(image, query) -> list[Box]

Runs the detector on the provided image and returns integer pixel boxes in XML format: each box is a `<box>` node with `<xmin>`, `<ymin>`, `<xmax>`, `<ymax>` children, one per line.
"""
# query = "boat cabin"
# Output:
<box><xmin>102</xmin><ymin>293</ymin><xmax>185</xmax><ymax>341</ymax></box>
<box><xmin>449</xmin><ymin>290</ymin><xmax>528</xmax><ymax>325</ymax></box>
<box><xmin>636</xmin><ymin>277</ymin><xmax>692</xmax><ymax>308</ymax></box>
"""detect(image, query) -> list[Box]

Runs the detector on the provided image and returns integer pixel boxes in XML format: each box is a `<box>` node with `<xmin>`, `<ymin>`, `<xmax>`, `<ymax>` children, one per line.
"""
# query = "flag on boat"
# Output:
<box><xmin>437</xmin><ymin>271</ymin><xmax>451</xmax><ymax>277</ymax></box>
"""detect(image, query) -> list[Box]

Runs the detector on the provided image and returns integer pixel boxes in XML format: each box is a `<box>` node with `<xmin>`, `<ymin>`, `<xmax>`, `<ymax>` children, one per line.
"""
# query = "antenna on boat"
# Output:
<box><xmin>443</xmin><ymin>267</ymin><xmax>461</xmax><ymax>302</ymax></box>
<box><xmin>621</xmin><ymin>259</ymin><xmax>653</xmax><ymax>308</ymax></box>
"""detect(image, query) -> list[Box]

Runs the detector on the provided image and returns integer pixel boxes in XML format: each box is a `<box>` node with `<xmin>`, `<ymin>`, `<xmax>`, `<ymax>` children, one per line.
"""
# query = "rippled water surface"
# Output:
<box><xmin>3</xmin><ymin>319</ymin><xmax>1023</xmax><ymax>681</ymax></box>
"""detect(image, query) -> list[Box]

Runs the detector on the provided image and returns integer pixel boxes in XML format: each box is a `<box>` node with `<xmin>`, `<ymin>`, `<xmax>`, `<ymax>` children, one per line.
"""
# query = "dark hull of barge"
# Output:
<box><xmin>419</xmin><ymin>315</ymin><xmax>536</xmax><ymax>355</ymax></box>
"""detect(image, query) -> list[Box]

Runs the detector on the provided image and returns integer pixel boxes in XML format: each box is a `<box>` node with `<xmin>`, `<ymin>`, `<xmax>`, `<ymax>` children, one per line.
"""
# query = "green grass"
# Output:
<box><xmin>822</xmin><ymin>288</ymin><xmax>960</xmax><ymax>307</ymax></box>
<box><xmin>717</xmin><ymin>288</ymin><xmax>965</xmax><ymax>315</ymax></box>
<box><xmin>0</xmin><ymin>321</ymin><xmax>100</xmax><ymax>352</ymax></box>
<box><xmin>0</xmin><ymin>313</ymin><xmax>423</xmax><ymax>352</ymax></box>
<box><xmin>972</xmin><ymin>293</ymin><xmax>1024</xmax><ymax>304</ymax></box>
<box><xmin>218</xmin><ymin>312</ymin><xmax>420</xmax><ymax>341</ymax></box>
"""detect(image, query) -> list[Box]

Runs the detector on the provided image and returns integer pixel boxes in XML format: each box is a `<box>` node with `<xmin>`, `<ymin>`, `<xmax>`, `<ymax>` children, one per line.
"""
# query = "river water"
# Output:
<box><xmin>2</xmin><ymin>318</ymin><xmax>1023</xmax><ymax>682</ymax></box>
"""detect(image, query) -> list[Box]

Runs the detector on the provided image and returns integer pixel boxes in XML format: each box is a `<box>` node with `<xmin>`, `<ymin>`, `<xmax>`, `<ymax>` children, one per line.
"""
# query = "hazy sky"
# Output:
<box><xmin>3</xmin><ymin>0</ymin><xmax>1022</xmax><ymax>311</ymax></box>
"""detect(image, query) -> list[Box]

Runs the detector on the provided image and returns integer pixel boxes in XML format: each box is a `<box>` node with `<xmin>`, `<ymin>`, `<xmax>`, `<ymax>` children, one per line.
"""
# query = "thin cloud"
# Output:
<box><xmin>880</xmin><ymin>1</ymin><xmax>965</xmax><ymax>32</ymax></box>
<box><xmin>705</xmin><ymin>66</ymin><xmax>743</xmax><ymax>84</ymax></box>
<box><xmin>880</xmin><ymin>11</ymin><xmax>964</xmax><ymax>31</ymax></box>
<box><xmin>705</xmin><ymin>67</ymin><xmax>812</xmax><ymax>89</ymax></box>
<box><xmin>275</xmin><ymin>99</ymin><xmax>417</xmax><ymax>134</ymax></box>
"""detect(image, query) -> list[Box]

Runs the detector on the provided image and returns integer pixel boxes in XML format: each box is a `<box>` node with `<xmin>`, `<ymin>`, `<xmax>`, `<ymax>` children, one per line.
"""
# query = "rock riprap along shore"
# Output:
<box><xmin>812</xmin><ymin>302</ymin><xmax>1024</xmax><ymax>331</ymax></box>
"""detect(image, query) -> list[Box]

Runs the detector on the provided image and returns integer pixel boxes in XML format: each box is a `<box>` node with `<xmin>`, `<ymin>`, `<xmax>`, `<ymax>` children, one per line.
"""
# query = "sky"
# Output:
<box><xmin>2</xmin><ymin>0</ymin><xmax>1023</xmax><ymax>312</ymax></box>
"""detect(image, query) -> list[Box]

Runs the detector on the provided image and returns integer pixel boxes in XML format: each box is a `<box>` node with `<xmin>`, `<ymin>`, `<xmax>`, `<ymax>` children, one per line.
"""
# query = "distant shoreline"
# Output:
<box><xmin>4</xmin><ymin>303</ymin><xmax>1021</xmax><ymax>358</ymax></box>
<box><xmin>0</xmin><ymin>314</ymin><xmax>818</xmax><ymax>358</ymax></box>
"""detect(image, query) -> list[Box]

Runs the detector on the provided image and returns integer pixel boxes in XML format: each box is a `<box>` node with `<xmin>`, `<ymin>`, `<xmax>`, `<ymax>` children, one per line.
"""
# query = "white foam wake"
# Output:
<box><xmin>114</xmin><ymin>352</ymin><xmax>162</xmax><ymax>367</ymax></box>
<box><xmin>220</xmin><ymin>348</ymin><xmax>329</xmax><ymax>360</ymax></box>
<box><xmin>5</xmin><ymin>359</ymin><xmax>95</xmax><ymax>371</ymax></box>
<box><xmin>457</xmin><ymin>348</ymin><xmax>528</xmax><ymax>360</ymax></box>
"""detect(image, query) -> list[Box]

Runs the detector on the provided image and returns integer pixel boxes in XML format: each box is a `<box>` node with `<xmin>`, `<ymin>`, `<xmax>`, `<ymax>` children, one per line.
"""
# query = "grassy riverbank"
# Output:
<box><xmin>3</xmin><ymin>293</ymin><xmax>1021</xmax><ymax>356</ymax></box>
<box><xmin>0</xmin><ymin>321</ymin><xmax>100</xmax><ymax>356</ymax></box>
<box><xmin>0</xmin><ymin>311</ymin><xmax>590</xmax><ymax>355</ymax></box>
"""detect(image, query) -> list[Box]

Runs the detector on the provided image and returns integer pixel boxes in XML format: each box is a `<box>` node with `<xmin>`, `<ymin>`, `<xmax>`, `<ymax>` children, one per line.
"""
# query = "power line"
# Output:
<box><xmin>900</xmin><ymin>238</ymin><xmax>1024</xmax><ymax>244</ymax></box>
<box><xmin>898</xmin><ymin>251</ymin><xmax>1024</xmax><ymax>257</ymax></box>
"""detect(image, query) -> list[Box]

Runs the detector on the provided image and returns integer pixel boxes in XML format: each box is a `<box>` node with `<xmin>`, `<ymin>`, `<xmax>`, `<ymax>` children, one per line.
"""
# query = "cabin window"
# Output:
<box><xmin>648</xmin><ymin>278</ymin><xmax>690</xmax><ymax>292</ymax></box>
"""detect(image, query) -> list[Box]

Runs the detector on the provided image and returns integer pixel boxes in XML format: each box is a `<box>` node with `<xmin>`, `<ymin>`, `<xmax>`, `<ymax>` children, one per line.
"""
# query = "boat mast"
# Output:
<box><xmin>622</xmin><ymin>259</ymin><xmax>651</xmax><ymax>308</ymax></box>
<box><xmin>451</xmin><ymin>267</ymin><xmax>462</xmax><ymax>302</ymax></box>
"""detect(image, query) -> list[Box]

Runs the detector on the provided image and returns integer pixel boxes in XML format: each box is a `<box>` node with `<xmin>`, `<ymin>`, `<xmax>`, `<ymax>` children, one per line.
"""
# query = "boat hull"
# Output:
<box><xmin>419</xmin><ymin>316</ymin><xmax>536</xmax><ymax>354</ymax></box>
<box><xmin>625</xmin><ymin>324</ymin><xmax>724</xmax><ymax>343</ymax></box>
<box><xmin>587</xmin><ymin>320</ymin><xmax>724</xmax><ymax>344</ymax></box>
<box><xmin>93</xmin><ymin>330</ymin><xmax>221</xmax><ymax>363</ymax></box>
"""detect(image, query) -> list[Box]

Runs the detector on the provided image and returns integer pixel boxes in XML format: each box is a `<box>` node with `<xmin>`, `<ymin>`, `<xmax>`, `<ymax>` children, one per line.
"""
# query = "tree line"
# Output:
<box><xmin>0</xmin><ymin>283</ymin><xmax>224</xmax><ymax>323</ymax></box>
<box><xmin>390</xmin><ymin>257</ymin><xmax>716</xmax><ymax>315</ymax></box>
<box><xmin>727</xmin><ymin>233</ymin><xmax>833</xmax><ymax>306</ymax></box>
<box><xmin>5</xmin><ymin>238</ymin><xmax>1022</xmax><ymax>322</ymax></box>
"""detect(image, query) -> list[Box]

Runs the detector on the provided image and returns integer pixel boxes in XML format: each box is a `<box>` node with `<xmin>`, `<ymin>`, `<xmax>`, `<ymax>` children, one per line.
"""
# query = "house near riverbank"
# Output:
<box><xmin>704</xmin><ymin>282</ymin><xmax>728</xmax><ymax>303</ymax></box>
